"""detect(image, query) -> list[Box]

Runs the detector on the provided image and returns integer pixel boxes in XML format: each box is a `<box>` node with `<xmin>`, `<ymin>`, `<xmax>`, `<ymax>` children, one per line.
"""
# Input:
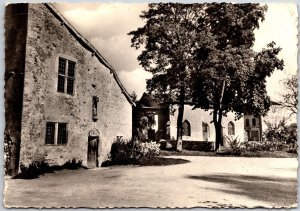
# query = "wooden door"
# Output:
<box><xmin>87</xmin><ymin>137</ymin><xmax>98</xmax><ymax>168</ymax></box>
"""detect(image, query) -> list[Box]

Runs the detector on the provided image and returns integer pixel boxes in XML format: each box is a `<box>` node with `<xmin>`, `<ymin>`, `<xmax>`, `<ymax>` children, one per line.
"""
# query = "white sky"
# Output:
<box><xmin>55</xmin><ymin>2</ymin><xmax>298</xmax><ymax>100</ymax></box>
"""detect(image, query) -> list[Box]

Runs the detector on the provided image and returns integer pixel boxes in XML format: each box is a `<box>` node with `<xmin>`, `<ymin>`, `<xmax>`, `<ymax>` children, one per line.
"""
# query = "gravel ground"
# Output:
<box><xmin>4</xmin><ymin>156</ymin><xmax>297</xmax><ymax>208</ymax></box>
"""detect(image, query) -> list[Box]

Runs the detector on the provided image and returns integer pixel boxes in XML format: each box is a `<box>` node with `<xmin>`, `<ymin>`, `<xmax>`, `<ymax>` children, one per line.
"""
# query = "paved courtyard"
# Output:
<box><xmin>4</xmin><ymin>156</ymin><xmax>297</xmax><ymax>208</ymax></box>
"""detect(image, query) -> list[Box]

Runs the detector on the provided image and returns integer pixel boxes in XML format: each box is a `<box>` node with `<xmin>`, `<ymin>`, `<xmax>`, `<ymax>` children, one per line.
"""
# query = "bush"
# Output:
<box><xmin>15</xmin><ymin>158</ymin><xmax>84</xmax><ymax>179</ymax></box>
<box><xmin>241</xmin><ymin>140</ymin><xmax>297</xmax><ymax>154</ymax></box>
<box><xmin>218</xmin><ymin>136</ymin><xmax>242</xmax><ymax>155</ymax></box>
<box><xmin>17</xmin><ymin>160</ymin><xmax>53</xmax><ymax>179</ymax></box>
<box><xmin>264</xmin><ymin>119</ymin><xmax>297</xmax><ymax>144</ymax></box>
<box><xmin>110</xmin><ymin>137</ymin><xmax>160</xmax><ymax>165</ymax></box>
<box><xmin>61</xmin><ymin>159</ymin><xmax>83</xmax><ymax>170</ymax></box>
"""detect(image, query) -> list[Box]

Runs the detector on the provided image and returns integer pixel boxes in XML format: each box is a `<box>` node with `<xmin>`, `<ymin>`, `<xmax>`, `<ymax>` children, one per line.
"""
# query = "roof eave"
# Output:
<box><xmin>44</xmin><ymin>3</ymin><xmax>136</xmax><ymax>106</ymax></box>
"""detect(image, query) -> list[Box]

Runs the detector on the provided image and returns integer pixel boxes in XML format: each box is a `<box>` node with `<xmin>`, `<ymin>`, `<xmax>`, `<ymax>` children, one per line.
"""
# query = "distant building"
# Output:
<box><xmin>5</xmin><ymin>3</ymin><xmax>134</xmax><ymax>175</ymax></box>
<box><xmin>134</xmin><ymin>93</ymin><xmax>295</xmax><ymax>150</ymax></box>
<box><xmin>134</xmin><ymin>93</ymin><xmax>244</xmax><ymax>150</ymax></box>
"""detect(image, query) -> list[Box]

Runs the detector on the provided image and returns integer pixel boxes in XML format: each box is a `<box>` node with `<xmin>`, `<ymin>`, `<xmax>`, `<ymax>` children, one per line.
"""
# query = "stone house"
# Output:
<box><xmin>5</xmin><ymin>3</ymin><xmax>134</xmax><ymax>175</ymax></box>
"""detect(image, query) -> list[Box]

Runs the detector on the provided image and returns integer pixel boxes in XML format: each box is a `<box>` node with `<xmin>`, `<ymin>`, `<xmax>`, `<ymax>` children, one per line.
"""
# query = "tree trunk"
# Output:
<box><xmin>214</xmin><ymin>81</ymin><xmax>226</xmax><ymax>151</ymax></box>
<box><xmin>214</xmin><ymin>121</ymin><xmax>222</xmax><ymax>151</ymax></box>
<box><xmin>176</xmin><ymin>86</ymin><xmax>185</xmax><ymax>151</ymax></box>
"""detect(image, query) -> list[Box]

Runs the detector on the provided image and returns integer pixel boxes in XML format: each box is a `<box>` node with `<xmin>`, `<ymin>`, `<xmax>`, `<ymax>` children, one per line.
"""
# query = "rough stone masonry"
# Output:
<box><xmin>5</xmin><ymin>3</ymin><xmax>134</xmax><ymax>175</ymax></box>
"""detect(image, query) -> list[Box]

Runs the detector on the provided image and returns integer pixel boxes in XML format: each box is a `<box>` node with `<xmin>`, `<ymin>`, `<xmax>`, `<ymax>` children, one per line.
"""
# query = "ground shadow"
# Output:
<box><xmin>186</xmin><ymin>173</ymin><xmax>297</xmax><ymax>207</ymax></box>
<box><xmin>139</xmin><ymin>157</ymin><xmax>190</xmax><ymax>166</ymax></box>
<box><xmin>102</xmin><ymin>157</ymin><xmax>190</xmax><ymax>167</ymax></box>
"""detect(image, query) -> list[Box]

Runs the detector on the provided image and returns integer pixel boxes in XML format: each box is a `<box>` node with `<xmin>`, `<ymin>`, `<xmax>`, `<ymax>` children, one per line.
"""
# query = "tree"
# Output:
<box><xmin>277</xmin><ymin>75</ymin><xmax>298</xmax><ymax>118</ymax></box>
<box><xmin>191</xmin><ymin>3</ymin><xmax>284</xmax><ymax>150</ymax></box>
<box><xmin>128</xmin><ymin>3</ymin><xmax>212</xmax><ymax>151</ymax></box>
<box><xmin>130</xmin><ymin>91</ymin><xmax>138</xmax><ymax>103</ymax></box>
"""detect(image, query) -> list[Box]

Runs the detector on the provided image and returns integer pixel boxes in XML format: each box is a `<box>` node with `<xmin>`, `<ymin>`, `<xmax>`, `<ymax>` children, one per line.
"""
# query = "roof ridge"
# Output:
<box><xmin>44</xmin><ymin>3</ymin><xmax>135</xmax><ymax>106</ymax></box>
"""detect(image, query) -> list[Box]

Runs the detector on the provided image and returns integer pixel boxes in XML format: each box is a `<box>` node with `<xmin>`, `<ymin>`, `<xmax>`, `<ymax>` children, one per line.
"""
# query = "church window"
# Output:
<box><xmin>57</xmin><ymin>57</ymin><xmax>76</xmax><ymax>95</ymax></box>
<box><xmin>182</xmin><ymin>120</ymin><xmax>191</xmax><ymax>136</ymax></box>
<box><xmin>228</xmin><ymin>121</ymin><xmax>235</xmax><ymax>135</ymax></box>
<box><xmin>202</xmin><ymin>122</ymin><xmax>210</xmax><ymax>141</ymax></box>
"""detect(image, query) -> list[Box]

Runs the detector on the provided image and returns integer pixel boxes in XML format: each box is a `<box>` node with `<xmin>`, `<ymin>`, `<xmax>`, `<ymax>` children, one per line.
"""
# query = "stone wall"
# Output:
<box><xmin>170</xmin><ymin>105</ymin><xmax>244</xmax><ymax>149</ymax></box>
<box><xmin>4</xmin><ymin>4</ymin><xmax>28</xmax><ymax>175</ymax></box>
<box><xmin>19</xmin><ymin>4</ymin><xmax>132</xmax><ymax>166</ymax></box>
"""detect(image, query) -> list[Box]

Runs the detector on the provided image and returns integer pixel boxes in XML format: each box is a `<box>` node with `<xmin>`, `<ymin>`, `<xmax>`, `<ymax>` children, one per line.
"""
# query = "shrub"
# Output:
<box><xmin>61</xmin><ymin>159</ymin><xmax>83</xmax><ymax>170</ymax></box>
<box><xmin>264</xmin><ymin>119</ymin><xmax>297</xmax><ymax>144</ymax></box>
<box><xmin>222</xmin><ymin>136</ymin><xmax>242</xmax><ymax>155</ymax></box>
<box><xmin>15</xmin><ymin>158</ymin><xmax>85</xmax><ymax>179</ymax></box>
<box><xmin>138</xmin><ymin>141</ymin><xmax>160</xmax><ymax>161</ymax></box>
<box><xmin>110</xmin><ymin>138</ymin><xmax>136</xmax><ymax>164</ymax></box>
<box><xmin>17</xmin><ymin>160</ymin><xmax>53</xmax><ymax>179</ymax></box>
<box><xmin>241</xmin><ymin>140</ymin><xmax>297</xmax><ymax>154</ymax></box>
<box><xmin>110</xmin><ymin>137</ymin><xmax>160</xmax><ymax>165</ymax></box>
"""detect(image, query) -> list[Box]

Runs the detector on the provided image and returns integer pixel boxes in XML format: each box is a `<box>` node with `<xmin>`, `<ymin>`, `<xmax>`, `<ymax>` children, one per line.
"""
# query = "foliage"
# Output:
<box><xmin>191</xmin><ymin>4</ymin><xmax>284</xmax><ymax>150</ymax></box>
<box><xmin>110</xmin><ymin>137</ymin><xmax>160</xmax><ymax>165</ymax></box>
<box><xmin>277</xmin><ymin>75</ymin><xmax>298</xmax><ymax>118</ymax></box>
<box><xmin>130</xmin><ymin>91</ymin><xmax>138</xmax><ymax>103</ymax></box>
<box><xmin>15</xmin><ymin>158</ymin><xmax>84</xmax><ymax>179</ymax></box>
<box><xmin>263</xmin><ymin>119</ymin><xmax>297</xmax><ymax>144</ymax></box>
<box><xmin>61</xmin><ymin>159</ymin><xmax>83</xmax><ymax>170</ymax></box>
<box><xmin>129</xmin><ymin>3</ymin><xmax>211</xmax><ymax>150</ymax></box>
<box><xmin>4</xmin><ymin>131</ymin><xmax>13</xmax><ymax>175</ymax></box>
<box><xmin>130</xmin><ymin>3</ymin><xmax>284</xmax><ymax>151</ymax></box>
<box><xmin>17</xmin><ymin>160</ymin><xmax>53</xmax><ymax>179</ymax></box>
<box><xmin>225</xmin><ymin>136</ymin><xmax>242</xmax><ymax>155</ymax></box>
<box><xmin>241</xmin><ymin>141</ymin><xmax>295</xmax><ymax>153</ymax></box>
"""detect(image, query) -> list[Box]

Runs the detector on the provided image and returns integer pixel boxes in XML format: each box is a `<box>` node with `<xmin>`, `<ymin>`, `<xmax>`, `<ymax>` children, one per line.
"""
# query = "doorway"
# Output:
<box><xmin>87</xmin><ymin>137</ymin><xmax>99</xmax><ymax>168</ymax></box>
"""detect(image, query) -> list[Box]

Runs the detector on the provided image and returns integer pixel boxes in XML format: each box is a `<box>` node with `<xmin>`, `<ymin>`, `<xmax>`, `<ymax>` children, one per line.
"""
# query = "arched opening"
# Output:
<box><xmin>202</xmin><ymin>122</ymin><xmax>210</xmax><ymax>141</ymax></box>
<box><xmin>228</xmin><ymin>121</ymin><xmax>235</xmax><ymax>135</ymax></box>
<box><xmin>182</xmin><ymin>120</ymin><xmax>191</xmax><ymax>136</ymax></box>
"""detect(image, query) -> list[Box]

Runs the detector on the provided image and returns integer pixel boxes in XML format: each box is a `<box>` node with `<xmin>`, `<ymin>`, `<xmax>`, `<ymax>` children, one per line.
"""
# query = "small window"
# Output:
<box><xmin>45</xmin><ymin>122</ymin><xmax>55</xmax><ymax>144</ymax></box>
<box><xmin>245</xmin><ymin>119</ymin><xmax>250</xmax><ymax>127</ymax></box>
<box><xmin>45</xmin><ymin>122</ymin><xmax>68</xmax><ymax>145</ymax></box>
<box><xmin>252</xmin><ymin>118</ymin><xmax>256</xmax><ymax>127</ymax></box>
<box><xmin>228</xmin><ymin>121</ymin><xmax>235</xmax><ymax>135</ymax></box>
<box><xmin>57</xmin><ymin>123</ymin><xmax>68</xmax><ymax>145</ymax></box>
<box><xmin>182</xmin><ymin>120</ymin><xmax>191</xmax><ymax>136</ymax></box>
<box><xmin>57</xmin><ymin>57</ymin><xmax>76</xmax><ymax>95</ymax></box>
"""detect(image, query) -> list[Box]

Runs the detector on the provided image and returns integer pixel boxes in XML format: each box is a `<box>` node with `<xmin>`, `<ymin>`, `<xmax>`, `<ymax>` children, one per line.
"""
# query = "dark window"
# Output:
<box><xmin>45</xmin><ymin>122</ymin><xmax>55</xmax><ymax>144</ymax></box>
<box><xmin>182</xmin><ymin>120</ymin><xmax>191</xmax><ymax>136</ymax></box>
<box><xmin>68</xmin><ymin>61</ymin><xmax>75</xmax><ymax>77</ymax></box>
<box><xmin>245</xmin><ymin>119</ymin><xmax>250</xmax><ymax>127</ymax></box>
<box><xmin>58</xmin><ymin>58</ymin><xmax>66</xmax><ymax>74</ymax></box>
<box><xmin>67</xmin><ymin>78</ymin><xmax>74</xmax><ymax>94</ymax></box>
<box><xmin>57</xmin><ymin>123</ymin><xmax>67</xmax><ymax>145</ymax></box>
<box><xmin>252</xmin><ymin>118</ymin><xmax>256</xmax><ymax>126</ymax></box>
<box><xmin>228</xmin><ymin>122</ymin><xmax>235</xmax><ymax>135</ymax></box>
<box><xmin>57</xmin><ymin>57</ymin><xmax>75</xmax><ymax>95</ymax></box>
<box><xmin>57</xmin><ymin>75</ymin><xmax>65</xmax><ymax>93</ymax></box>
<box><xmin>45</xmin><ymin>122</ymin><xmax>68</xmax><ymax>145</ymax></box>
